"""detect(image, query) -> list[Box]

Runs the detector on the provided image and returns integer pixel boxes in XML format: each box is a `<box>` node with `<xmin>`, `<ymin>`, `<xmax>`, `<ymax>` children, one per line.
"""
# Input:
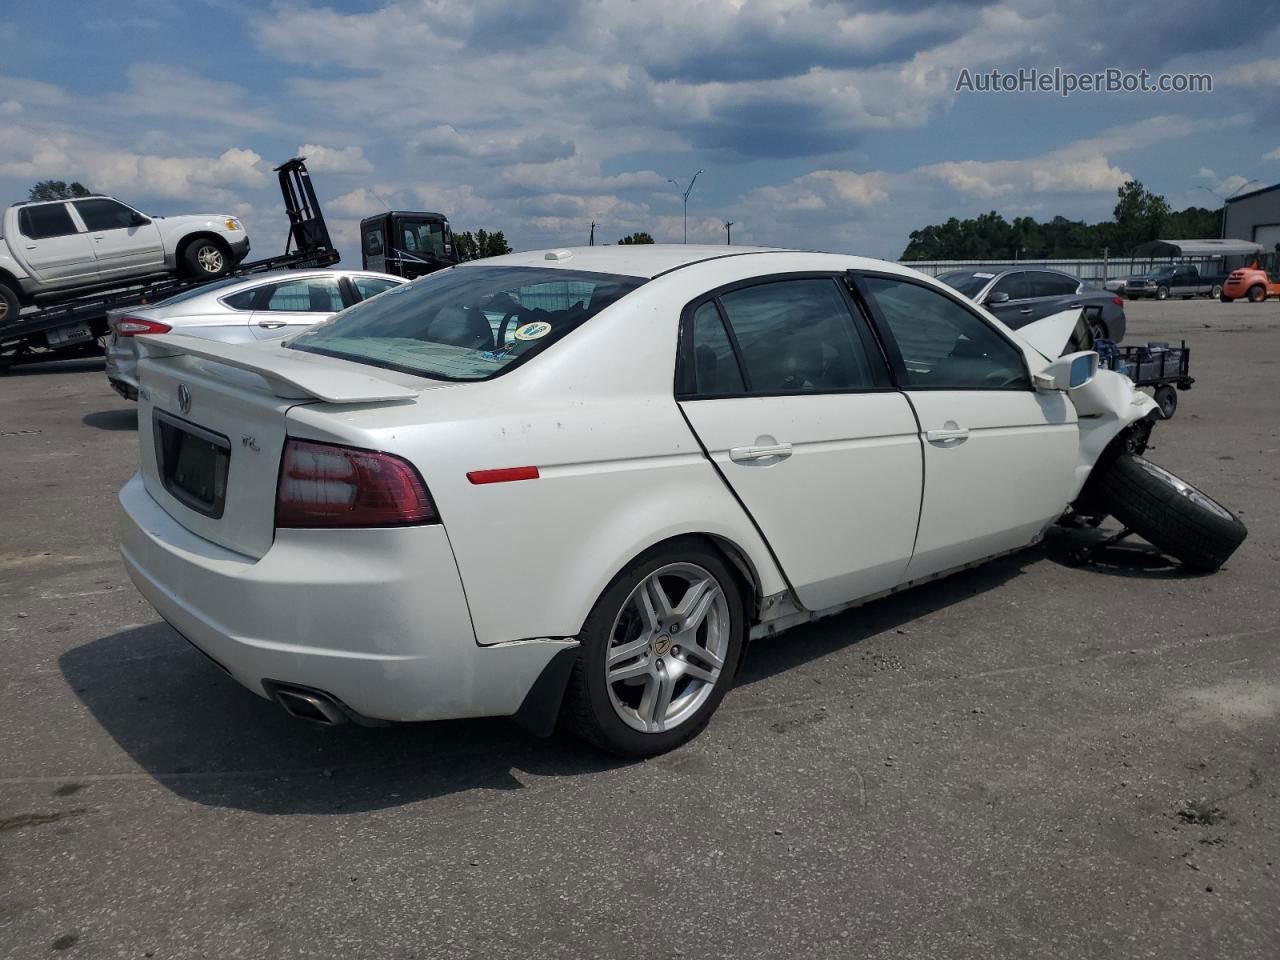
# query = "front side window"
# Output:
<box><xmin>938</xmin><ymin>271</ymin><xmax>996</xmax><ymax>298</ymax></box>
<box><xmin>74</xmin><ymin>198</ymin><xmax>141</xmax><ymax>231</ymax></box>
<box><xmin>352</xmin><ymin>276</ymin><xmax>400</xmax><ymax>301</ymax></box>
<box><xmin>262</xmin><ymin>277</ymin><xmax>344</xmax><ymax>312</ymax></box>
<box><xmin>989</xmin><ymin>272</ymin><xmax>1031</xmax><ymax>301</ymax></box>
<box><xmin>863</xmin><ymin>276</ymin><xmax>1029</xmax><ymax>390</ymax></box>
<box><xmin>289</xmin><ymin>265</ymin><xmax>645</xmax><ymax>382</ymax></box>
<box><xmin>714</xmin><ymin>278</ymin><xmax>886</xmax><ymax>394</ymax></box>
<box><xmin>18</xmin><ymin>203</ymin><xmax>77</xmax><ymax>240</ymax></box>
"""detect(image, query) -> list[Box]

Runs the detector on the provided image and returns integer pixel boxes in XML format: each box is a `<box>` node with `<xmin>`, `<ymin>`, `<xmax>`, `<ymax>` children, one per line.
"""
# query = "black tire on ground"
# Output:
<box><xmin>1210</xmin><ymin>284</ymin><xmax>1223</xmax><ymax>299</ymax></box>
<box><xmin>1247</xmin><ymin>284</ymin><xmax>1266</xmax><ymax>303</ymax></box>
<box><xmin>561</xmin><ymin>538</ymin><xmax>746</xmax><ymax>757</ymax></box>
<box><xmin>0</xmin><ymin>282</ymin><xmax>18</xmax><ymax>325</ymax></box>
<box><xmin>1220</xmin><ymin>293</ymin><xmax>1232</xmax><ymax>303</ymax></box>
<box><xmin>1153</xmin><ymin>384</ymin><xmax>1178</xmax><ymax>419</ymax></box>
<box><xmin>1156</xmin><ymin>285</ymin><xmax>1170</xmax><ymax>300</ymax></box>
<box><xmin>1096</xmin><ymin>453</ymin><xmax>1247</xmax><ymax>572</ymax></box>
<box><xmin>182</xmin><ymin>238</ymin><xmax>230</xmax><ymax>278</ymax></box>
<box><xmin>1181</xmin><ymin>294</ymin><xmax>1193</xmax><ymax>300</ymax></box>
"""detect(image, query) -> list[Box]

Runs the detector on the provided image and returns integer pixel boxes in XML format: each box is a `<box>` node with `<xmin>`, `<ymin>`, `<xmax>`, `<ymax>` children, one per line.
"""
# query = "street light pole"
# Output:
<box><xmin>724</xmin><ymin>221</ymin><xmax>734</xmax><ymax>245</ymax></box>
<box><xmin>667</xmin><ymin>169</ymin><xmax>703</xmax><ymax>243</ymax></box>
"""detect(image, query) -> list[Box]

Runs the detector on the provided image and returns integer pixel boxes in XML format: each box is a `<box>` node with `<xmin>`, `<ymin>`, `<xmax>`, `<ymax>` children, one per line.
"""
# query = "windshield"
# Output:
<box><xmin>937</xmin><ymin>271</ymin><xmax>995</xmax><ymax>297</ymax></box>
<box><xmin>287</xmin><ymin>265</ymin><xmax>645</xmax><ymax>381</ymax></box>
<box><xmin>399</xmin><ymin>220</ymin><xmax>447</xmax><ymax>260</ymax></box>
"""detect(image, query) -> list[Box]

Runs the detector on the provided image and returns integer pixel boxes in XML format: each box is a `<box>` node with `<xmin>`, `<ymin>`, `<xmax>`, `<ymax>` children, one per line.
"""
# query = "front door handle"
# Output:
<box><xmin>1019</xmin><ymin>307</ymin><xmax>1033</xmax><ymax>314</ymax></box>
<box><xmin>729</xmin><ymin>442</ymin><xmax>793</xmax><ymax>463</ymax></box>
<box><xmin>925</xmin><ymin>426</ymin><xmax>970</xmax><ymax>444</ymax></box>
<box><xmin>257</xmin><ymin>321</ymin><xmax>287</xmax><ymax>330</ymax></box>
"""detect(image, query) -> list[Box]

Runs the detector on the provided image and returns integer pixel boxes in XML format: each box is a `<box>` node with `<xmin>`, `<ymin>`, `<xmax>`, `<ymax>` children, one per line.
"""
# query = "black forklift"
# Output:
<box><xmin>360</xmin><ymin>211</ymin><xmax>458</xmax><ymax>280</ymax></box>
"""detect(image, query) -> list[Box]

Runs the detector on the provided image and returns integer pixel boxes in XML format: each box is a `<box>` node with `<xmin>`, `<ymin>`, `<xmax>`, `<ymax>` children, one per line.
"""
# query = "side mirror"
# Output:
<box><xmin>1033</xmin><ymin>351</ymin><xmax>1098</xmax><ymax>392</ymax></box>
<box><xmin>985</xmin><ymin>291</ymin><xmax>1010</xmax><ymax>305</ymax></box>
<box><xmin>131</xmin><ymin>212</ymin><xmax>151</xmax><ymax>226</ymax></box>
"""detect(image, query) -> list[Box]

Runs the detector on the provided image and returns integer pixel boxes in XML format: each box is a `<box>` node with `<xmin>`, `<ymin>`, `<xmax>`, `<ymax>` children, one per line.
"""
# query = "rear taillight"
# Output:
<box><xmin>276</xmin><ymin>438</ymin><xmax>437</xmax><ymax>528</ymax></box>
<box><xmin>114</xmin><ymin>316</ymin><xmax>172</xmax><ymax>336</ymax></box>
<box><xmin>1112</xmin><ymin>297</ymin><xmax>1124</xmax><ymax>307</ymax></box>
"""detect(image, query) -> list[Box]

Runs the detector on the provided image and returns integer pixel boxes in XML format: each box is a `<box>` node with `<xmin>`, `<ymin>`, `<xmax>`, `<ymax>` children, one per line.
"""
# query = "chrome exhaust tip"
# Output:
<box><xmin>271</xmin><ymin>686</ymin><xmax>348</xmax><ymax>726</ymax></box>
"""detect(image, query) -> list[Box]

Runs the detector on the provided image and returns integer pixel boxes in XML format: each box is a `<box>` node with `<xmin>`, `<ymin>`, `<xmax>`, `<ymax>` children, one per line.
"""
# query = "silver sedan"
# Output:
<box><xmin>105</xmin><ymin>269</ymin><xmax>405</xmax><ymax>399</ymax></box>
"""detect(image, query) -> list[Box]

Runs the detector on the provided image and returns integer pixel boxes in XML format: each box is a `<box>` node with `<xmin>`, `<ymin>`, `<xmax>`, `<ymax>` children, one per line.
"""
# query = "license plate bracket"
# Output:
<box><xmin>46</xmin><ymin>322</ymin><xmax>93</xmax><ymax>347</ymax></box>
<box><xmin>153</xmin><ymin>411</ymin><xmax>231</xmax><ymax>519</ymax></box>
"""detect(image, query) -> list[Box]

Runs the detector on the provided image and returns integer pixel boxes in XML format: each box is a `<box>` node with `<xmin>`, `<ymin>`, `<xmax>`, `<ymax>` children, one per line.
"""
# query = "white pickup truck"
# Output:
<box><xmin>0</xmin><ymin>196</ymin><xmax>250</xmax><ymax>323</ymax></box>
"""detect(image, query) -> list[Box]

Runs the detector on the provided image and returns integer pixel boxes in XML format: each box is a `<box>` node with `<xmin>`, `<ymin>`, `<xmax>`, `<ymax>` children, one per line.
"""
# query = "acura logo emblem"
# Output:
<box><xmin>177</xmin><ymin>383</ymin><xmax>192</xmax><ymax>415</ymax></box>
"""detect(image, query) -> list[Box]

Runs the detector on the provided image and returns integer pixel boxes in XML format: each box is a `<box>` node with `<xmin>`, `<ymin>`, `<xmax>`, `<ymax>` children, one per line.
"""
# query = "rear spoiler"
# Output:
<box><xmin>135</xmin><ymin>334</ymin><xmax>418</xmax><ymax>403</ymax></box>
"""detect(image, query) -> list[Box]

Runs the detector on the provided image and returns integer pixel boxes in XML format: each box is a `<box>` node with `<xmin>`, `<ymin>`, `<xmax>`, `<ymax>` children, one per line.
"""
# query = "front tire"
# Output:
<box><xmin>1210</xmin><ymin>284</ymin><xmax>1223</xmax><ymax>299</ymax></box>
<box><xmin>182</xmin><ymin>238</ymin><xmax>230</xmax><ymax>279</ymax></box>
<box><xmin>1156</xmin><ymin>285</ymin><xmax>1170</xmax><ymax>300</ymax></box>
<box><xmin>1247</xmin><ymin>284</ymin><xmax>1266</xmax><ymax>303</ymax></box>
<box><xmin>562</xmin><ymin>540</ymin><xmax>746</xmax><ymax>757</ymax></box>
<box><xmin>1096</xmin><ymin>454</ymin><xmax>1247</xmax><ymax>572</ymax></box>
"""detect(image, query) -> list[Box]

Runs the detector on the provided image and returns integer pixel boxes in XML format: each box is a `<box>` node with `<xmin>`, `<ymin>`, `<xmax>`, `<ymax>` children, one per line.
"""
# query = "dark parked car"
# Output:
<box><xmin>938</xmin><ymin>266</ymin><xmax>1126</xmax><ymax>343</ymax></box>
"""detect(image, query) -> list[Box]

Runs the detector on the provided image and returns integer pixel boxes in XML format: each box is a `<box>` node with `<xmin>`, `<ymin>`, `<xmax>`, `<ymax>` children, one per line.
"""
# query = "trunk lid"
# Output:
<box><xmin>134</xmin><ymin>335</ymin><xmax>425</xmax><ymax>559</ymax></box>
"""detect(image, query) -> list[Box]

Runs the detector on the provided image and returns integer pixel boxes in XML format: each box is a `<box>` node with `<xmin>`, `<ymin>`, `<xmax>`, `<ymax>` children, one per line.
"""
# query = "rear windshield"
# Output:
<box><xmin>287</xmin><ymin>265</ymin><xmax>645</xmax><ymax>381</ymax></box>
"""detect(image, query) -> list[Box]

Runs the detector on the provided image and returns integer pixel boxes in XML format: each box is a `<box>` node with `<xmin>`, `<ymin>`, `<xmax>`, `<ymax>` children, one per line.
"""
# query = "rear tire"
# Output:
<box><xmin>0</xmin><ymin>282</ymin><xmax>18</xmax><ymax>325</ymax></box>
<box><xmin>1220</xmin><ymin>293</ymin><xmax>1231</xmax><ymax>303</ymax></box>
<box><xmin>182</xmin><ymin>238</ymin><xmax>229</xmax><ymax>279</ymax></box>
<box><xmin>561</xmin><ymin>539</ymin><xmax>746</xmax><ymax>757</ymax></box>
<box><xmin>1210</xmin><ymin>284</ymin><xmax>1223</xmax><ymax>299</ymax></box>
<box><xmin>1247</xmin><ymin>284</ymin><xmax>1266</xmax><ymax>303</ymax></box>
<box><xmin>1096</xmin><ymin>454</ymin><xmax>1247</xmax><ymax>572</ymax></box>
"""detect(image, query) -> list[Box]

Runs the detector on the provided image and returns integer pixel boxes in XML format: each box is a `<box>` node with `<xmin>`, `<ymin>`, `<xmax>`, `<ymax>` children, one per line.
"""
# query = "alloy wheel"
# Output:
<box><xmin>197</xmin><ymin>245</ymin><xmax>225</xmax><ymax>273</ymax></box>
<box><xmin>604</xmin><ymin>562</ymin><xmax>730</xmax><ymax>734</ymax></box>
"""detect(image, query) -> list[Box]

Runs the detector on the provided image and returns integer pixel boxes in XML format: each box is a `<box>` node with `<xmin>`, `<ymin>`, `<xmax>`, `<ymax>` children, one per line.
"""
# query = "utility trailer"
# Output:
<box><xmin>360</xmin><ymin>211</ymin><xmax>458</xmax><ymax>280</ymax></box>
<box><xmin>0</xmin><ymin>158</ymin><xmax>338</xmax><ymax>371</ymax></box>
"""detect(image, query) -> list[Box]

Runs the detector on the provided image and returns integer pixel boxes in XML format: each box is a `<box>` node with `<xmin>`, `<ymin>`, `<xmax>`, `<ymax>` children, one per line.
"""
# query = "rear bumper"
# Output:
<box><xmin>118</xmin><ymin>473</ymin><xmax>574</xmax><ymax>722</ymax></box>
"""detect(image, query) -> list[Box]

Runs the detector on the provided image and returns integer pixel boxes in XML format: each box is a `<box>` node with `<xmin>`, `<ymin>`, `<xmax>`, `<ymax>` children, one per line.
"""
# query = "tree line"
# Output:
<box><xmin>900</xmin><ymin>180</ymin><xmax>1221</xmax><ymax>261</ymax></box>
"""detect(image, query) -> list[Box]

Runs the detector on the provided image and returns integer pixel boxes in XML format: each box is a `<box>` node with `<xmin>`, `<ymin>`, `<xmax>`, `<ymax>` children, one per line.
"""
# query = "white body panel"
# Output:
<box><xmin>680</xmin><ymin>393</ymin><xmax>922</xmax><ymax>610</ymax></box>
<box><xmin>117</xmin><ymin>246</ymin><xmax>1159</xmax><ymax>724</ymax></box>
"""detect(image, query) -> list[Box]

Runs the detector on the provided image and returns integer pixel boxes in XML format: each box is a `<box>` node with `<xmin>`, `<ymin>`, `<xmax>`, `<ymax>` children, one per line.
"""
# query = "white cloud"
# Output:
<box><xmin>297</xmin><ymin>144</ymin><xmax>374</xmax><ymax>174</ymax></box>
<box><xmin>1264</xmin><ymin>148</ymin><xmax>1280</xmax><ymax>162</ymax></box>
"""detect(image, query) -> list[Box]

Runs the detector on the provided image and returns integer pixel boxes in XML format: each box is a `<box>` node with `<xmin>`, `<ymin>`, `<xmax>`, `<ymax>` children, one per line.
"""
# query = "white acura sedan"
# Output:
<box><xmin>119</xmin><ymin>245</ymin><xmax>1234</xmax><ymax>757</ymax></box>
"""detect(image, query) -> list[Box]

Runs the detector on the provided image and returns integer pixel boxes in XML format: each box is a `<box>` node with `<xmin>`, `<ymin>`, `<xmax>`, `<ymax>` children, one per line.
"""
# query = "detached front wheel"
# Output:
<box><xmin>563</xmin><ymin>541</ymin><xmax>745</xmax><ymax>757</ymax></box>
<box><xmin>1097</xmin><ymin>454</ymin><xmax>1247</xmax><ymax>572</ymax></box>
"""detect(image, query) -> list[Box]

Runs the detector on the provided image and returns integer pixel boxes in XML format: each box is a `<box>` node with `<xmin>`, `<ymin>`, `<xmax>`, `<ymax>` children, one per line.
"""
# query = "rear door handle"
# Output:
<box><xmin>1019</xmin><ymin>307</ymin><xmax>1033</xmax><ymax>314</ymax></box>
<box><xmin>926</xmin><ymin>426</ymin><xmax>970</xmax><ymax>443</ymax></box>
<box><xmin>257</xmin><ymin>321</ymin><xmax>287</xmax><ymax>329</ymax></box>
<box><xmin>729</xmin><ymin>442</ymin><xmax>793</xmax><ymax>462</ymax></box>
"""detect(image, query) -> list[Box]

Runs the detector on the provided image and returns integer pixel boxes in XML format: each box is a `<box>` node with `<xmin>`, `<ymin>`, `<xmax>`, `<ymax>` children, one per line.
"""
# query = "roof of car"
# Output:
<box><xmin>939</xmin><ymin>265</ymin><xmax>1074</xmax><ymax>278</ymax></box>
<box><xmin>466</xmin><ymin>244</ymin><xmax>792</xmax><ymax>280</ymax></box>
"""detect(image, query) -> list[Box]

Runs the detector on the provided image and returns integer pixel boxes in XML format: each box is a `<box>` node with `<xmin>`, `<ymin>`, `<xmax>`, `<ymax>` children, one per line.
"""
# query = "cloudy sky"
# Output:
<box><xmin>3</xmin><ymin>0</ymin><xmax>1279</xmax><ymax>262</ymax></box>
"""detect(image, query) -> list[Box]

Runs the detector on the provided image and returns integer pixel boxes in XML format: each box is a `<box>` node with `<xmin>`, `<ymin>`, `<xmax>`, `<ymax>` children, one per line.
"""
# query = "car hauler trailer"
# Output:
<box><xmin>0</xmin><ymin>158</ymin><xmax>338</xmax><ymax>371</ymax></box>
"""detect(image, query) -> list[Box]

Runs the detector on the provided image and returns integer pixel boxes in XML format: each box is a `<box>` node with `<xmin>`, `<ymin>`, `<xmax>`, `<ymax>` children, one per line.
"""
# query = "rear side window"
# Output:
<box><xmin>363</xmin><ymin>227</ymin><xmax>385</xmax><ymax>257</ymax></box>
<box><xmin>289</xmin><ymin>265</ymin><xmax>645</xmax><ymax>382</ymax></box>
<box><xmin>715</xmin><ymin>278</ymin><xmax>886</xmax><ymax>394</ymax></box>
<box><xmin>688</xmin><ymin>302</ymin><xmax>745</xmax><ymax>396</ymax></box>
<box><xmin>221</xmin><ymin>287</ymin><xmax>259</xmax><ymax>311</ymax></box>
<box><xmin>1028</xmin><ymin>271</ymin><xmax>1079</xmax><ymax>297</ymax></box>
<box><xmin>18</xmin><ymin>203</ymin><xmax>77</xmax><ymax>239</ymax></box>
<box><xmin>262</xmin><ymin>277</ymin><xmax>343</xmax><ymax>312</ymax></box>
<box><xmin>863</xmin><ymin>277</ymin><xmax>1029</xmax><ymax>390</ymax></box>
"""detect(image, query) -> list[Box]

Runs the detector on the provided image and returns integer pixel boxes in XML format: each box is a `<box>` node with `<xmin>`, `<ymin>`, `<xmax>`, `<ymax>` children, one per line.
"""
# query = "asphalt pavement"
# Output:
<box><xmin>1</xmin><ymin>297</ymin><xmax>1277</xmax><ymax>959</ymax></box>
